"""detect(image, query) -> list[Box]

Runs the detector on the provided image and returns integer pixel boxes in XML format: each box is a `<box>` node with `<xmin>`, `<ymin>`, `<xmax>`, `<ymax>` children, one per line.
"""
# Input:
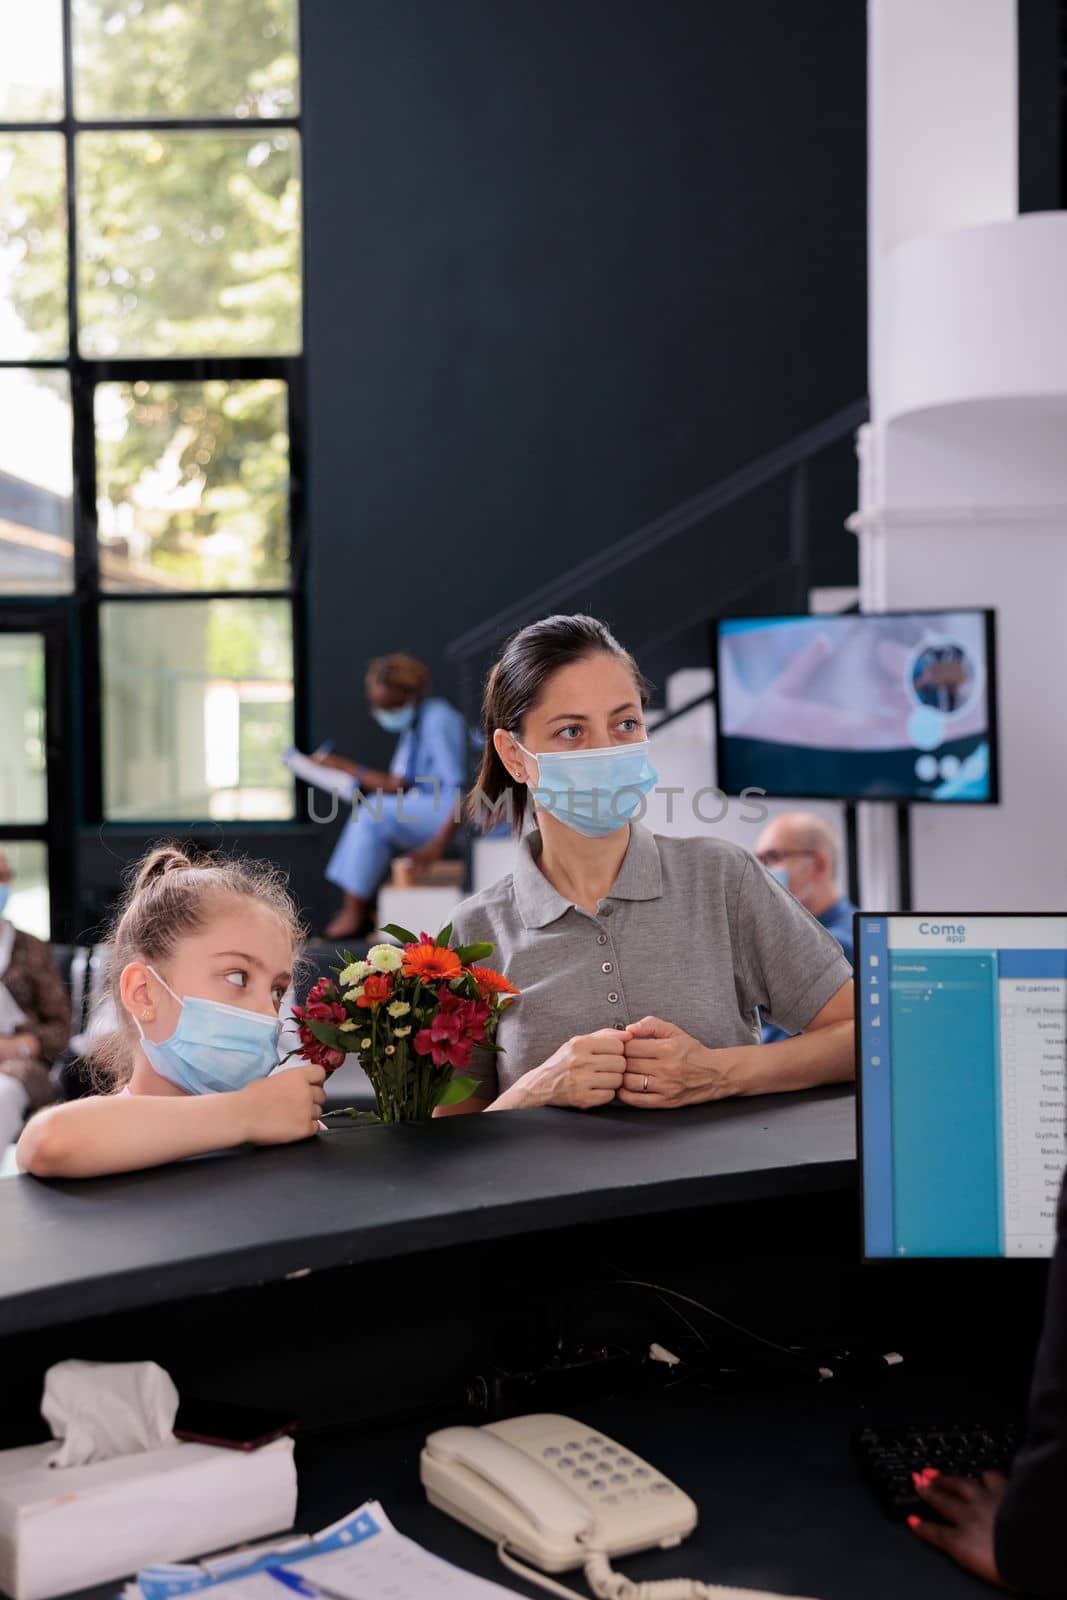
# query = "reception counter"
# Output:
<box><xmin>0</xmin><ymin>1086</ymin><xmax>855</xmax><ymax>1337</ymax></box>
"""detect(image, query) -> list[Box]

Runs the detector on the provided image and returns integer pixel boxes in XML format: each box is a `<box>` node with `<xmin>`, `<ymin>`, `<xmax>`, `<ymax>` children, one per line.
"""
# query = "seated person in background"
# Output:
<box><xmin>909</xmin><ymin>1168</ymin><xmax>1067</xmax><ymax>1598</ymax></box>
<box><xmin>0</xmin><ymin>850</ymin><xmax>70</xmax><ymax>1147</ymax></box>
<box><xmin>16</xmin><ymin>845</ymin><xmax>325</xmax><ymax>1179</ymax></box>
<box><xmin>316</xmin><ymin>652</ymin><xmax>468</xmax><ymax>940</ymax></box>
<box><xmin>440</xmin><ymin>613</ymin><xmax>854</xmax><ymax>1115</ymax></box>
<box><xmin>754</xmin><ymin>812</ymin><xmax>857</xmax><ymax>1044</ymax></box>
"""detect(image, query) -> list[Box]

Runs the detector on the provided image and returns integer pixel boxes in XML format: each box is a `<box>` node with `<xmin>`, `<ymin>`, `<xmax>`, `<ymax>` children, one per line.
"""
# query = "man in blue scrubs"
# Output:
<box><xmin>755</xmin><ymin>813</ymin><xmax>856</xmax><ymax>1043</ymax></box>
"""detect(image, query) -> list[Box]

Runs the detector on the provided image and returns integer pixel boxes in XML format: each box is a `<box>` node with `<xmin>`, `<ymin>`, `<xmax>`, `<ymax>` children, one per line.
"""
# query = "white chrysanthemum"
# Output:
<box><xmin>387</xmin><ymin>1000</ymin><xmax>411</xmax><ymax>1017</ymax></box>
<box><xmin>367</xmin><ymin>944</ymin><xmax>404</xmax><ymax>973</ymax></box>
<box><xmin>360</xmin><ymin>1037</ymin><xmax>372</xmax><ymax>1049</ymax></box>
<box><xmin>343</xmin><ymin>984</ymin><xmax>365</xmax><ymax>1002</ymax></box>
<box><xmin>385</xmin><ymin>1045</ymin><xmax>396</xmax><ymax>1056</ymax></box>
<box><xmin>394</xmin><ymin>1025</ymin><xmax>412</xmax><ymax>1037</ymax></box>
<box><xmin>339</xmin><ymin>1020</ymin><xmax>357</xmax><ymax>1032</ymax></box>
<box><xmin>338</xmin><ymin>960</ymin><xmax>370</xmax><ymax>986</ymax></box>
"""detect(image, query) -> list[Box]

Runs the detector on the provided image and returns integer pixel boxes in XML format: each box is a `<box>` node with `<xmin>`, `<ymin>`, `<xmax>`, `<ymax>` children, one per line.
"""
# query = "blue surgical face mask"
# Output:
<box><xmin>134</xmin><ymin>965</ymin><xmax>281</xmax><ymax>1095</ymax></box>
<box><xmin>0</xmin><ymin>884</ymin><xmax>9</xmax><ymax>918</ymax></box>
<box><xmin>766</xmin><ymin>865</ymin><xmax>791</xmax><ymax>889</ymax></box>
<box><xmin>373</xmin><ymin>702</ymin><xmax>416</xmax><ymax>734</ymax></box>
<box><xmin>516</xmin><ymin>740</ymin><xmax>659</xmax><ymax>838</ymax></box>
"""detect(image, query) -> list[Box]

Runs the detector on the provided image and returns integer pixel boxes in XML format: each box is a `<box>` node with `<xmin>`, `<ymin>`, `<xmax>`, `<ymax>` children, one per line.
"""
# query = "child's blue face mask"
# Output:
<box><xmin>134</xmin><ymin>966</ymin><xmax>281</xmax><ymax>1095</ymax></box>
<box><xmin>515</xmin><ymin>739</ymin><xmax>658</xmax><ymax>838</ymax></box>
<box><xmin>0</xmin><ymin>884</ymin><xmax>9</xmax><ymax>918</ymax></box>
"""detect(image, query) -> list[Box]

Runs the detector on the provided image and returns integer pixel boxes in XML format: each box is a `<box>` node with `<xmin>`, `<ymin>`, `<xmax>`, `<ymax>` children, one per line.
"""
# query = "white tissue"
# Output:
<box><xmin>41</xmin><ymin>1359</ymin><xmax>179</xmax><ymax>1468</ymax></box>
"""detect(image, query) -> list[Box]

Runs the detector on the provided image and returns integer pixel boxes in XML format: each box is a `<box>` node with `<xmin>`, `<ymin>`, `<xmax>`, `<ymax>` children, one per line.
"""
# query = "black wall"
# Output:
<box><xmin>301</xmin><ymin>0</ymin><xmax>867</xmax><ymax>754</ymax></box>
<box><xmin>76</xmin><ymin>1</ymin><xmax>868</xmax><ymax>934</ymax></box>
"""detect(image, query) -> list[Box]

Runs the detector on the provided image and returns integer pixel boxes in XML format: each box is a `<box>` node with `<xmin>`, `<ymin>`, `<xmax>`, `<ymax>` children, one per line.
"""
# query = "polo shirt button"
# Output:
<box><xmin>601</xmin><ymin>906</ymin><xmax>614</xmax><ymax>917</ymax></box>
<box><xmin>613</xmin><ymin>1021</ymin><xmax>627</xmax><ymax>1030</ymax></box>
<box><xmin>601</xmin><ymin>962</ymin><xmax>613</xmax><ymax>973</ymax></box>
<box><xmin>607</xmin><ymin>991</ymin><xmax>619</xmax><ymax>1003</ymax></box>
<box><xmin>597</xmin><ymin>933</ymin><xmax>608</xmax><ymax>946</ymax></box>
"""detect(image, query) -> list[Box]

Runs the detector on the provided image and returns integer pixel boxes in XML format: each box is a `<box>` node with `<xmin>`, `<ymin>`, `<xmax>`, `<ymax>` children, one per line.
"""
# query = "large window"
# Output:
<box><xmin>0</xmin><ymin>0</ymin><xmax>305</xmax><ymax>928</ymax></box>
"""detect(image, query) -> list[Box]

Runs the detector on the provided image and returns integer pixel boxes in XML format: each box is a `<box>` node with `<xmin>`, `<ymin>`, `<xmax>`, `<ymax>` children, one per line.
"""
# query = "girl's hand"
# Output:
<box><xmin>513</xmin><ymin>1029</ymin><xmax>630</xmax><ymax>1110</ymax></box>
<box><xmin>618</xmin><ymin>1016</ymin><xmax>739</xmax><ymax>1108</ymax></box>
<box><xmin>238</xmin><ymin>1064</ymin><xmax>326</xmax><ymax>1144</ymax></box>
<box><xmin>0</xmin><ymin>1031</ymin><xmax>41</xmax><ymax>1061</ymax></box>
<box><xmin>907</xmin><ymin>1470</ymin><xmax>1010</xmax><ymax>1587</ymax></box>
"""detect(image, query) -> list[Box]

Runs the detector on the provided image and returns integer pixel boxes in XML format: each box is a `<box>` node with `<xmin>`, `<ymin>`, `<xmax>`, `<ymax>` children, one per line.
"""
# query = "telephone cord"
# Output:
<box><xmin>496</xmin><ymin>1542</ymin><xmax>816</xmax><ymax>1600</ymax></box>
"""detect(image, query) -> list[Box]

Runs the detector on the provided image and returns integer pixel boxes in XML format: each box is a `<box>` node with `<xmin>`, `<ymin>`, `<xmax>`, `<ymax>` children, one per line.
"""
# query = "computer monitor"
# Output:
<box><xmin>713</xmin><ymin>609</ymin><xmax>998</xmax><ymax>802</ymax></box>
<box><xmin>856</xmin><ymin>914</ymin><xmax>1067</xmax><ymax>1259</ymax></box>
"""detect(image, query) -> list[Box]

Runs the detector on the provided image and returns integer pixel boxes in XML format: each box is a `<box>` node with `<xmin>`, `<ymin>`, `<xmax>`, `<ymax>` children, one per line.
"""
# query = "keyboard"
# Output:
<box><xmin>853</xmin><ymin>1421</ymin><xmax>1020</xmax><ymax>1520</ymax></box>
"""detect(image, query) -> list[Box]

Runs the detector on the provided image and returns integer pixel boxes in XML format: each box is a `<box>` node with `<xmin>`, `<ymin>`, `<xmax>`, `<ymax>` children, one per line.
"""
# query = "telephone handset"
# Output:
<box><xmin>421</xmin><ymin>1412</ymin><xmax>696</xmax><ymax>1573</ymax></box>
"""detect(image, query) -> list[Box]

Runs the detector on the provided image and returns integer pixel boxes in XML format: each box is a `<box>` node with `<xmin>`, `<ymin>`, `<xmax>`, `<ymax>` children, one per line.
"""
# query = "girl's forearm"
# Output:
<box><xmin>16</xmin><ymin>1093</ymin><xmax>251</xmax><ymax>1179</ymax></box>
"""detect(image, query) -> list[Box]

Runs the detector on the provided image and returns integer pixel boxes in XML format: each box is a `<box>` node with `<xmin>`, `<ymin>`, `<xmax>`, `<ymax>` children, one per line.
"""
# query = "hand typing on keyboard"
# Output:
<box><xmin>907</xmin><ymin>1468</ymin><xmax>1010</xmax><ymax>1588</ymax></box>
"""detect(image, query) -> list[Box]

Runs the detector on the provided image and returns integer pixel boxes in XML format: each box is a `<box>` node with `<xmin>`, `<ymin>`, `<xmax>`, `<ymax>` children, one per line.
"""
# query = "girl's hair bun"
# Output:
<box><xmin>130</xmin><ymin>843</ymin><xmax>195</xmax><ymax>895</ymax></box>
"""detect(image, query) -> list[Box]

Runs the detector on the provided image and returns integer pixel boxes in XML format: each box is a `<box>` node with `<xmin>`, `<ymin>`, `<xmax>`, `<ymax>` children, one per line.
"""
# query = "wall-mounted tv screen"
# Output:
<box><xmin>713</xmin><ymin>609</ymin><xmax>998</xmax><ymax>803</ymax></box>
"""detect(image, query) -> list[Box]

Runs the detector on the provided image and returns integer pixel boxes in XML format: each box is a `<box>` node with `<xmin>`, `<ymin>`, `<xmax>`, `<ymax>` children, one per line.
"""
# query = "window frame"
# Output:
<box><xmin>0</xmin><ymin>2</ymin><xmax>309</xmax><ymax>902</ymax></box>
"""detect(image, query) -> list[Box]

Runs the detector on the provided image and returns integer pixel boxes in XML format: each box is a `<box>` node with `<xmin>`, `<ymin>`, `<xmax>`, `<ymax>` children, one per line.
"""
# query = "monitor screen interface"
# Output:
<box><xmin>858</xmin><ymin>915</ymin><xmax>1067</xmax><ymax>1259</ymax></box>
<box><xmin>715</xmin><ymin>610</ymin><xmax>996</xmax><ymax>801</ymax></box>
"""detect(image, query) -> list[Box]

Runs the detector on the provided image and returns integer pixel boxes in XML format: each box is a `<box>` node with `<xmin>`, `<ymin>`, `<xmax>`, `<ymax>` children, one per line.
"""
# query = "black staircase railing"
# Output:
<box><xmin>445</xmin><ymin>398</ymin><xmax>868</xmax><ymax>727</ymax></box>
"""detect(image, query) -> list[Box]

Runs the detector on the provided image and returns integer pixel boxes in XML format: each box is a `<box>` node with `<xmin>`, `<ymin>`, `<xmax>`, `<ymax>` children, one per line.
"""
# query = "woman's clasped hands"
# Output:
<box><xmin>505</xmin><ymin>1017</ymin><xmax>740</xmax><ymax>1112</ymax></box>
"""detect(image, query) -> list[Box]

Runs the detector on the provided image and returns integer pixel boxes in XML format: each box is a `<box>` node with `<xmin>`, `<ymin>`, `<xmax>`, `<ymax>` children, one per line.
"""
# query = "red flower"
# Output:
<box><xmin>356</xmin><ymin>972</ymin><xmax>394</xmax><ymax>1009</ymax></box>
<box><xmin>413</xmin><ymin>1027</ymin><xmax>473</xmax><ymax>1070</ymax></box>
<box><xmin>412</xmin><ymin>992</ymin><xmax>490</xmax><ymax>1068</ymax></box>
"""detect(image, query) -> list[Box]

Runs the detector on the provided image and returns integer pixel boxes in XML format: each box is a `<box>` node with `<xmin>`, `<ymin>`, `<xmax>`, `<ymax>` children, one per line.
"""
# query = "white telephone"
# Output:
<box><xmin>421</xmin><ymin>1414</ymin><xmax>818</xmax><ymax>1600</ymax></box>
<box><xmin>422</xmin><ymin>1412</ymin><xmax>696</xmax><ymax>1573</ymax></box>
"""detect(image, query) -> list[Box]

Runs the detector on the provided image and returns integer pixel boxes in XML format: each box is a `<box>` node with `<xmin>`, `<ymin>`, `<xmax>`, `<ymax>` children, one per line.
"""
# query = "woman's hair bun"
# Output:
<box><xmin>131</xmin><ymin>843</ymin><xmax>195</xmax><ymax>895</ymax></box>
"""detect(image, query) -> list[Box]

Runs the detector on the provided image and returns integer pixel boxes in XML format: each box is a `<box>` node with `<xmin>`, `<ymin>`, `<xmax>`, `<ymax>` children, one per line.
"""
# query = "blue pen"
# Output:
<box><xmin>266</xmin><ymin>1569</ymin><xmax>317</xmax><ymax>1598</ymax></box>
<box><xmin>312</xmin><ymin>739</ymin><xmax>335</xmax><ymax>758</ymax></box>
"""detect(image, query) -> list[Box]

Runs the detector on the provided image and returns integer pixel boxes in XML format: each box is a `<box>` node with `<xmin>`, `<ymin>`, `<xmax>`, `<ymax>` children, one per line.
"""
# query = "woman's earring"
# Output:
<box><xmin>142</xmin><ymin>1011</ymin><xmax>153</xmax><ymax>1021</ymax></box>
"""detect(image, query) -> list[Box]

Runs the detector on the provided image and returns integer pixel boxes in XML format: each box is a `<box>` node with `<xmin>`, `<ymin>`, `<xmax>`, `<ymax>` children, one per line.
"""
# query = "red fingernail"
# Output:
<box><xmin>911</xmin><ymin>1471</ymin><xmax>923</xmax><ymax>1488</ymax></box>
<box><xmin>924</xmin><ymin>1468</ymin><xmax>940</xmax><ymax>1482</ymax></box>
<box><xmin>907</xmin><ymin>1515</ymin><xmax>921</xmax><ymax>1529</ymax></box>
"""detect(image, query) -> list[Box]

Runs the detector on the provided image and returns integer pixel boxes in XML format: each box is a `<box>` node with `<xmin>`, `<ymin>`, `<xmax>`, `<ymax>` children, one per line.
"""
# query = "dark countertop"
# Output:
<box><xmin>61</xmin><ymin>1377</ymin><xmax>992</xmax><ymax>1600</ymax></box>
<box><xmin>0</xmin><ymin>1087</ymin><xmax>856</xmax><ymax>1337</ymax></box>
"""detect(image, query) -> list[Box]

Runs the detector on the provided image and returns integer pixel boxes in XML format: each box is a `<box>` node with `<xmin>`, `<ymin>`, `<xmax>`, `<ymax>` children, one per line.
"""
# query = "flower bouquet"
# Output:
<box><xmin>291</xmin><ymin>922</ymin><xmax>520</xmax><ymax>1122</ymax></box>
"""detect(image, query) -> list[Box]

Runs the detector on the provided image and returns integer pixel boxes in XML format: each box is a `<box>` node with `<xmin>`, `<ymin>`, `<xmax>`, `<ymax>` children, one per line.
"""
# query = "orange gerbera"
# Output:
<box><xmin>468</xmin><ymin>965</ymin><xmax>520</xmax><ymax>998</ymax></box>
<box><xmin>402</xmin><ymin>943</ymin><xmax>462</xmax><ymax>982</ymax></box>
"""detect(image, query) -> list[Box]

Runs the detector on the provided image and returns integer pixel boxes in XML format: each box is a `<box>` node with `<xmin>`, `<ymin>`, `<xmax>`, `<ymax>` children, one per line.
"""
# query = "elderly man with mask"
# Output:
<box><xmin>754</xmin><ymin>812</ymin><xmax>856</xmax><ymax>1044</ymax></box>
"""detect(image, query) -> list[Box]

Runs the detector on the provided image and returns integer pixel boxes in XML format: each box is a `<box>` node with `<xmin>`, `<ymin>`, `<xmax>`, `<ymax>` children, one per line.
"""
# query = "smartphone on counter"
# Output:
<box><xmin>174</xmin><ymin>1397</ymin><xmax>298</xmax><ymax>1451</ymax></box>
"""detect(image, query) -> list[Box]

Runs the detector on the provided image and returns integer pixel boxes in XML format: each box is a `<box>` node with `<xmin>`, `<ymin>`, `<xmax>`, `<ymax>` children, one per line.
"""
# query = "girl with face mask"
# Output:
<box><xmin>16</xmin><ymin>846</ymin><xmax>326</xmax><ymax>1179</ymax></box>
<box><xmin>439</xmin><ymin>614</ymin><xmax>855</xmax><ymax>1117</ymax></box>
<box><xmin>314</xmin><ymin>653</ymin><xmax>470</xmax><ymax>941</ymax></box>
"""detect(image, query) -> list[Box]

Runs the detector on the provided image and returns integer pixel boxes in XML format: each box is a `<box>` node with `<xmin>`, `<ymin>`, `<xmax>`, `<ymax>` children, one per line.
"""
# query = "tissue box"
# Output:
<box><xmin>0</xmin><ymin>1436</ymin><xmax>297</xmax><ymax>1600</ymax></box>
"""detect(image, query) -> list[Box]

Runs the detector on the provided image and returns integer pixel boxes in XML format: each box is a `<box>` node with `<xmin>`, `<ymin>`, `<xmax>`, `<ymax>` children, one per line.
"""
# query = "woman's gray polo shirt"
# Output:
<box><xmin>450</xmin><ymin>822</ymin><xmax>853</xmax><ymax>1102</ymax></box>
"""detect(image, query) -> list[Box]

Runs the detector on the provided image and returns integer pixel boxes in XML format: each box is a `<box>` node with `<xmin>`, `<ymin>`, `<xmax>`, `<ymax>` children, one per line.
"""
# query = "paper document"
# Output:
<box><xmin>282</xmin><ymin>749</ymin><xmax>356</xmax><ymax>802</ymax></box>
<box><xmin>131</xmin><ymin>1503</ymin><xmax>518</xmax><ymax>1600</ymax></box>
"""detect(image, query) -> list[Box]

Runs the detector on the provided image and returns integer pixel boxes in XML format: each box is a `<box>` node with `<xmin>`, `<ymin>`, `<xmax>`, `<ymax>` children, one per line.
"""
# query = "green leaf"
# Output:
<box><xmin>381</xmin><ymin>922</ymin><xmax>418</xmax><ymax>946</ymax></box>
<box><xmin>305</xmin><ymin>1018</ymin><xmax>362</xmax><ymax>1052</ymax></box>
<box><xmin>435</xmin><ymin>922</ymin><xmax>453</xmax><ymax>948</ymax></box>
<box><xmin>437</xmin><ymin>1075</ymin><xmax>478</xmax><ymax>1106</ymax></box>
<box><xmin>454</xmin><ymin>942</ymin><xmax>494</xmax><ymax>965</ymax></box>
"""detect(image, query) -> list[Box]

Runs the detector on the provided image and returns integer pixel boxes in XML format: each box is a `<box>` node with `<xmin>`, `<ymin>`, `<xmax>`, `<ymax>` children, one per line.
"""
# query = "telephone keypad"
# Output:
<box><xmin>547</xmin><ymin>1441</ymin><xmax>672</xmax><ymax>1502</ymax></box>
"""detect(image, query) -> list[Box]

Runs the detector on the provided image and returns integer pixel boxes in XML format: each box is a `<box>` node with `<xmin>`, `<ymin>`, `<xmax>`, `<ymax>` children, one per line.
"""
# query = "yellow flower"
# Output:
<box><xmin>387</xmin><ymin>1000</ymin><xmax>411</xmax><ymax>1018</ymax></box>
<box><xmin>339</xmin><ymin>960</ymin><xmax>370</xmax><ymax>986</ymax></box>
<box><xmin>384</xmin><ymin>1045</ymin><xmax>396</xmax><ymax>1056</ymax></box>
<box><xmin>367</xmin><ymin>943</ymin><xmax>404</xmax><ymax>973</ymax></box>
<box><xmin>394</xmin><ymin>1025</ymin><xmax>411</xmax><ymax>1037</ymax></box>
<box><xmin>360</xmin><ymin>1037</ymin><xmax>372</xmax><ymax>1049</ymax></box>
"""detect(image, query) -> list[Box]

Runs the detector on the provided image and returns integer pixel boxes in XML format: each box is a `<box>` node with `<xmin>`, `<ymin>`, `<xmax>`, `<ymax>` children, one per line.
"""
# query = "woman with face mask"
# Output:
<box><xmin>16</xmin><ymin>845</ymin><xmax>326</xmax><ymax>1179</ymax></box>
<box><xmin>438</xmin><ymin>615</ymin><xmax>855</xmax><ymax>1116</ymax></box>
<box><xmin>315</xmin><ymin>653</ymin><xmax>469</xmax><ymax>940</ymax></box>
<box><xmin>0</xmin><ymin>850</ymin><xmax>70</xmax><ymax>1147</ymax></box>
